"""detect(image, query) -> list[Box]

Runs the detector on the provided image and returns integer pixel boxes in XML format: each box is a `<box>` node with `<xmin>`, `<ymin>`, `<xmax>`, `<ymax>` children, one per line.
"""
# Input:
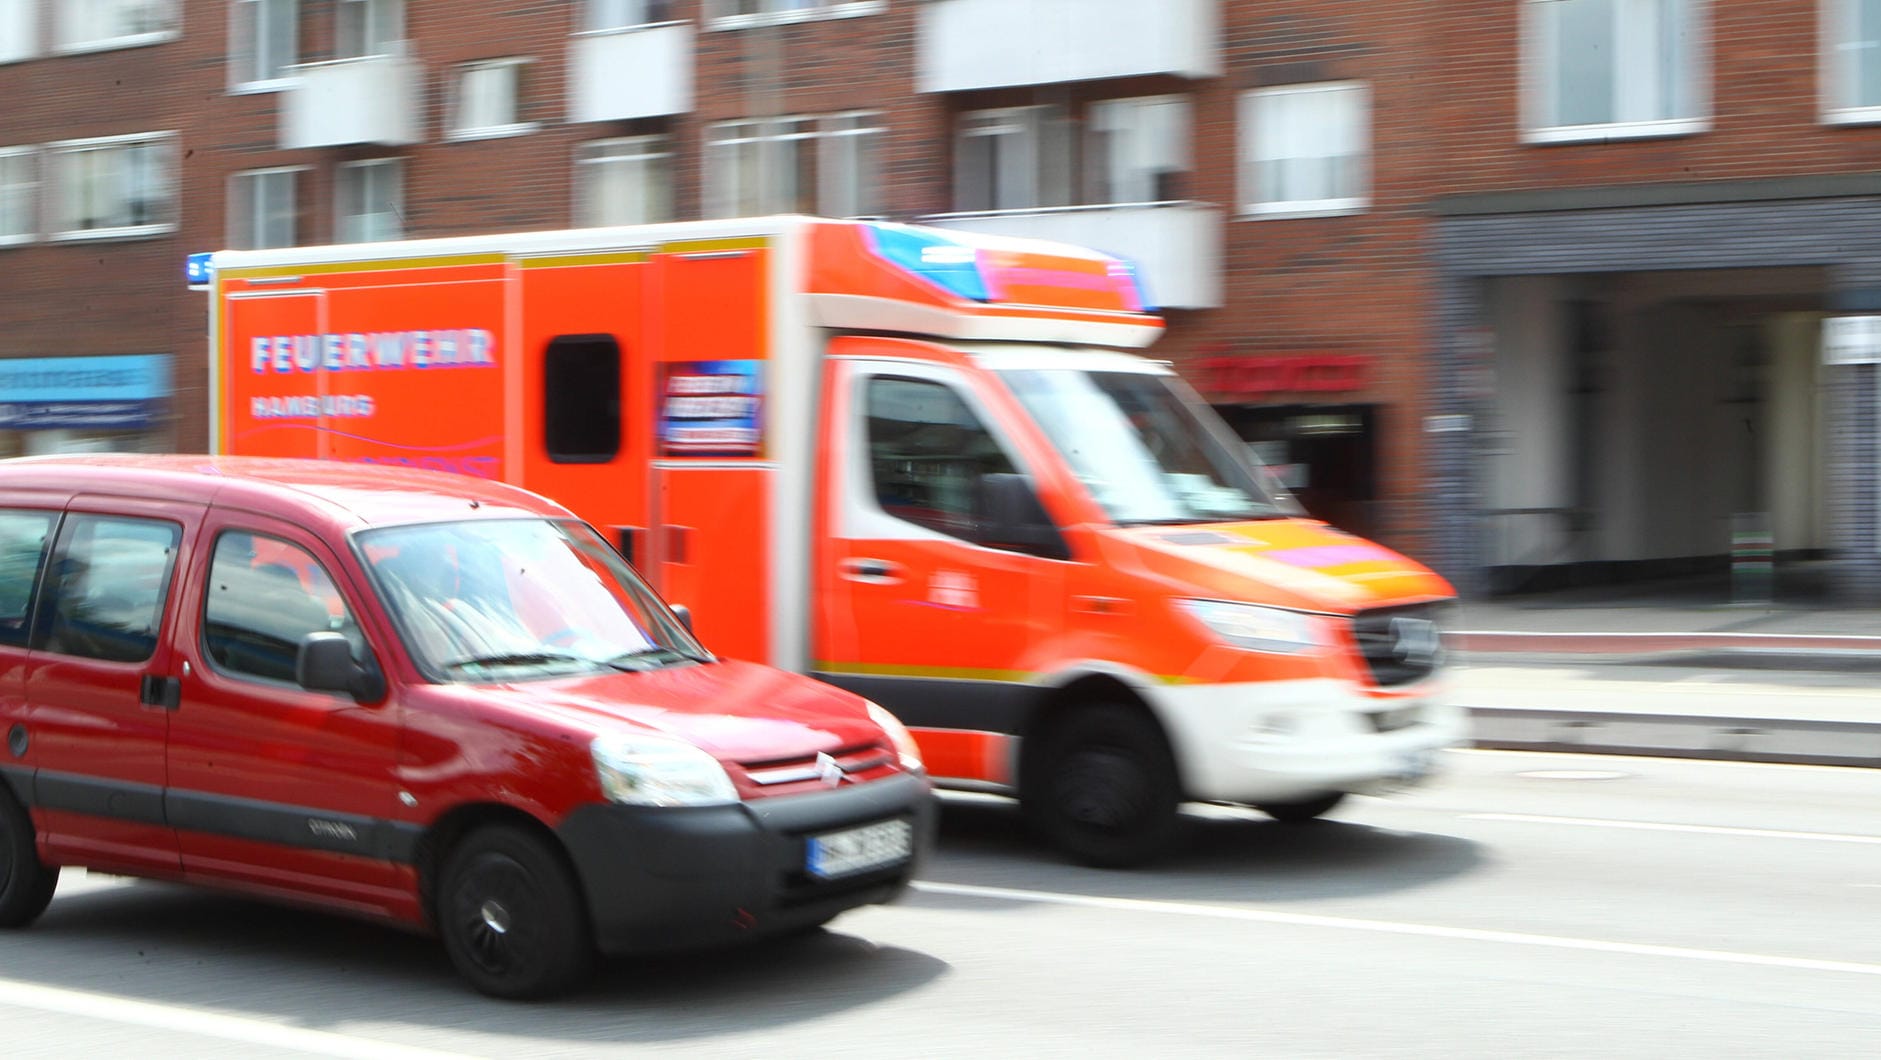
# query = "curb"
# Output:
<box><xmin>1452</xmin><ymin>631</ymin><xmax>1881</xmax><ymax>656</ymax></box>
<box><xmin>1466</xmin><ymin>706</ymin><xmax>1881</xmax><ymax>769</ymax></box>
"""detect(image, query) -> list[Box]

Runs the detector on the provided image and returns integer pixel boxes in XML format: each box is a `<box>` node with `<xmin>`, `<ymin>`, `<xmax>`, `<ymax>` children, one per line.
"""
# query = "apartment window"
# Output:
<box><xmin>57</xmin><ymin>0</ymin><xmax>175</xmax><ymax>52</ymax></box>
<box><xmin>1826</xmin><ymin>0</ymin><xmax>1881</xmax><ymax>121</ymax></box>
<box><xmin>1</xmin><ymin>0</ymin><xmax>35</xmax><ymax>63</ymax></box>
<box><xmin>336</xmin><ymin>158</ymin><xmax>402</xmax><ymax>243</ymax></box>
<box><xmin>707</xmin><ymin>0</ymin><xmax>884</xmax><ymax>29</ymax></box>
<box><xmin>0</xmin><ymin>149</ymin><xmax>33</xmax><ymax>245</ymax></box>
<box><xmin>1087</xmin><ymin>96</ymin><xmax>1191</xmax><ymax>205</ymax></box>
<box><xmin>1239</xmin><ymin>83</ymin><xmax>1369</xmax><ymax>218</ymax></box>
<box><xmin>228</xmin><ymin>168</ymin><xmax>300</xmax><ymax>250</ymax></box>
<box><xmin>1525</xmin><ymin>0</ymin><xmax>1705</xmax><ymax>141</ymax></box>
<box><xmin>230</xmin><ymin>0</ymin><xmax>299</xmax><ymax>90</ymax></box>
<box><xmin>584</xmin><ymin>0</ymin><xmax>673</xmax><ymax>30</ymax></box>
<box><xmin>576</xmin><ymin>136</ymin><xmax>674</xmax><ymax>226</ymax></box>
<box><xmin>448</xmin><ymin>58</ymin><xmax>536</xmax><ymax>140</ymax></box>
<box><xmin>955</xmin><ymin>105</ymin><xmax>1073</xmax><ymax>213</ymax></box>
<box><xmin>49</xmin><ymin>133</ymin><xmax>176</xmax><ymax>239</ymax></box>
<box><xmin>336</xmin><ymin>0</ymin><xmax>400</xmax><ymax>58</ymax></box>
<box><xmin>705</xmin><ymin>113</ymin><xmax>882</xmax><ymax>219</ymax></box>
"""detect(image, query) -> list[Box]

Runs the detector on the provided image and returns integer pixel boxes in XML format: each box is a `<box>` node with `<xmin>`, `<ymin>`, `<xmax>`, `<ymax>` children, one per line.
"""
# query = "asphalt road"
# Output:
<box><xmin>1</xmin><ymin>749</ymin><xmax>1877</xmax><ymax>1058</ymax></box>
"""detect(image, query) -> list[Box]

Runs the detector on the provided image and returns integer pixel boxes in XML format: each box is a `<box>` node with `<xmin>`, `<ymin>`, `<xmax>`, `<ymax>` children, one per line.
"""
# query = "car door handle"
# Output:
<box><xmin>139</xmin><ymin>675</ymin><xmax>181</xmax><ymax>712</ymax></box>
<box><xmin>840</xmin><ymin>558</ymin><xmax>904</xmax><ymax>585</ymax></box>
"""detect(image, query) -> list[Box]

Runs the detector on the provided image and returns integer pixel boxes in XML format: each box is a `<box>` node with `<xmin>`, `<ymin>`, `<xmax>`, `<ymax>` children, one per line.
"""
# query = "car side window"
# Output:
<box><xmin>203</xmin><ymin>531</ymin><xmax>366</xmax><ymax>685</ymax></box>
<box><xmin>0</xmin><ymin>510</ymin><xmax>56</xmax><ymax>649</ymax></box>
<box><xmin>37</xmin><ymin>515</ymin><xmax>182</xmax><ymax>664</ymax></box>
<box><xmin>865</xmin><ymin>376</ymin><xmax>1020</xmax><ymax>543</ymax></box>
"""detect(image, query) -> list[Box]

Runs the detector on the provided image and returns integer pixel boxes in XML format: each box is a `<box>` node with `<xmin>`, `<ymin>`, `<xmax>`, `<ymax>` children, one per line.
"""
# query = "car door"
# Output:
<box><xmin>165</xmin><ymin>514</ymin><xmax>407</xmax><ymax>910</ymax></box>
<box><xmin>813</xmin><ymin>358</ymin><xmax>1068</xmax><ymax>785</ymax></box>
<box><xmin>0</xmin><ymin>500</ymin><xmax>65</xmax><ymax>822</ymax></box>
<box><xmin>25</xmin><ymin>496</ymin><xmax>203</xmax><ymax>875</ymax></box>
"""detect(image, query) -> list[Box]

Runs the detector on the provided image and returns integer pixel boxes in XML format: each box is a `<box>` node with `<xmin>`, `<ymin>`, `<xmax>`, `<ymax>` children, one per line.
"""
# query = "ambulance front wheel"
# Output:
<box><xmin>1022</xmin><ymin>703</ymin><xmax>1181</xmax><ymax>868</ymax></box>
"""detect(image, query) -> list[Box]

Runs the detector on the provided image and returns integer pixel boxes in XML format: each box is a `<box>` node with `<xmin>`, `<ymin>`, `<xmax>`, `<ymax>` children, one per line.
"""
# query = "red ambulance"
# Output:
<box><xmin>197</xmin><ymin>216</ymin><xmax>1464</xmax><ymax>866</ymax></box>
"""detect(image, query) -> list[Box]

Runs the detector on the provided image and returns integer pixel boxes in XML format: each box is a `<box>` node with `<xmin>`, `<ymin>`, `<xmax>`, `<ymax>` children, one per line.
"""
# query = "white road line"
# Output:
<box><xmin>1463</xmin><ymin>813</ymin><xmax>1881</xmax><ymax>845</ymax></box>
<box><xmin>0</xmin><ymin>979</ymin><xmax>477</xmax><ymax>1060</ymax></box>
<box><xmin>909</xmin><ymin>881</ymin><xmax>1881</xmax><ymax>978</ymax></box>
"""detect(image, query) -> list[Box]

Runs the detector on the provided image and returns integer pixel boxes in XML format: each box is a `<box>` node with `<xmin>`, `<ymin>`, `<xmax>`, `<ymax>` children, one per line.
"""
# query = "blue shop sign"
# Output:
<box><xmin>0</xmin><ymin>354</ymin><xmax>170</xmax><ymax>430</ymax></box>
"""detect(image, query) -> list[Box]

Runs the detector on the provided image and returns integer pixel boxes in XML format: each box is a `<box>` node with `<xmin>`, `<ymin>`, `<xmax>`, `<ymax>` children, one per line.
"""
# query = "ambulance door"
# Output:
<box><xmin>217</xmin><ymin>290</ymin><xmax>325</xmax><ymax>457</ymax></box>
<box><xmin>813</xmin><ymin>358</ymin><xmax>1068</xmax><ymax>789</ymax></box>
<box><xmin>647</xmin><ymin>244</ymin><xmax>772</xmax><ymax>664</ymax></box>
<box><xmin>517</xmin><ymin>253</ymin><xmax>653</xmax><ymax>564</ymax></box>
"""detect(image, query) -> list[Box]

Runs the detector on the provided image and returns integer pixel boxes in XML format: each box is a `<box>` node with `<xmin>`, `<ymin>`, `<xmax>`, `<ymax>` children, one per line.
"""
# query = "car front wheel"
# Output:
<box><xmin>437</xmin><ymin>824</ymin><xmax>595</xmax><ymax>1000</ymax></box>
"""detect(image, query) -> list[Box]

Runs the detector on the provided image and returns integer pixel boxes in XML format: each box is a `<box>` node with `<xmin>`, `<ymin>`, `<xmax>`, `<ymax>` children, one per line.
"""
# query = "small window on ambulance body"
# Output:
<box><xmin>544</xmin><ymin>334</ymin><xmax>622</xmax><ymax>463</ymax></box>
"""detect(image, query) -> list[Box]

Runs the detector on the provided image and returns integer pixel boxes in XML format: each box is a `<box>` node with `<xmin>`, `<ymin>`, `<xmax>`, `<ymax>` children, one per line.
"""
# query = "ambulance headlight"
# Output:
<box><xmin>1176</xmin><ymin>600</ymin><xmax>1325</xmax><ymax>655</ymax></box>
<box><xmin>592</xmin><ymin>733</ymin><xmax>738</xmax><ymax>807</ymax></box>
<box><xmin>866</xmin><ymin>702</ymin><xmax>925</xmax><ymax>773</ymax></box>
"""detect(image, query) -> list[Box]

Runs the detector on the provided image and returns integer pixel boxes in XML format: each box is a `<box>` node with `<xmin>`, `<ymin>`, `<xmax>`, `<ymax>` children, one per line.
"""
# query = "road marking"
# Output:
<box><xmin>0</xmin><ymin>978</ymin><xmax>477</xmax><ymax>1060</ymax></box>
<box><xmin>910</xmin><ymin>881</ymin><xmax>1881</xmax><ymax>978</ymax></box>
<box><xmin>1463</xmin><ymin>813</ymin><xmax>1881</xmax><ymax>845</ymax></box>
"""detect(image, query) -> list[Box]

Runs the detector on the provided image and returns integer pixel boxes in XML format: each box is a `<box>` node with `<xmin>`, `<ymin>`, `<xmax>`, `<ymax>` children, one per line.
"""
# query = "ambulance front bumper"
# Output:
<box><xmin>1147</xmin><ymin>677</ymin><xmax>1468</xmax><ymax>806</ymax></box>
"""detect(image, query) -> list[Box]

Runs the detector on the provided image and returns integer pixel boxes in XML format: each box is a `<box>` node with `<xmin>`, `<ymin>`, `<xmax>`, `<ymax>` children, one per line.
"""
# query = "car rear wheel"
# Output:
<box><xmin>1256</xmin><ymin>792</ymin><xmax>1346</xmax><ymax>823</ymax></box>
<box><xmin>0</xmin><ymin>788</ymin><xmax>58</xmax><ymax>928</ymax></box>
<box><xmin>437</xmin><ymin>824</ymin><xmax>594</xmax><ymax>1000</ymax></box>
<box><xmin>1023</xmin><ymin>703</ymin><xmax>1181</xmax><ymax>868</ymax></box>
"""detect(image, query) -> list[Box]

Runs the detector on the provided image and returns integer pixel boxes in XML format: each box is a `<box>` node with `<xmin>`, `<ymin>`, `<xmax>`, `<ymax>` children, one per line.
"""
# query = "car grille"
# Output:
<box><xmin>1350</xmin><ymin>603</ymin><xmax>1448</xmax><ymax>687</ymax></box>
<box><xmin>738</xmin><ymin>741</ymin><xmax>894</xmax><ymax>788</ymax></box>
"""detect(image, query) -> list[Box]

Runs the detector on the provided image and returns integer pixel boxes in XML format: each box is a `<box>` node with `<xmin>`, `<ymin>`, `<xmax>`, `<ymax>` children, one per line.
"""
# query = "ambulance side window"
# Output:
<box><xmin>545</xmin><ymin>334</ymin><xmax>622</xmax><ymax>463</ymax></box>
<box><xmin>865</xmin><ymin>376</ymin><xmax>1018</xmax><ymax>542</ymax></box>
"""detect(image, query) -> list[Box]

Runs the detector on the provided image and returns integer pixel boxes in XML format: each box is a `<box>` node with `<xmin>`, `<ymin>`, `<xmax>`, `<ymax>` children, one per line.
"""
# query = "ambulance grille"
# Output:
<box><xmin>1351</xmin><ymin>603</ymin><xmax>1447</xmax><ymax>687</ymax></box>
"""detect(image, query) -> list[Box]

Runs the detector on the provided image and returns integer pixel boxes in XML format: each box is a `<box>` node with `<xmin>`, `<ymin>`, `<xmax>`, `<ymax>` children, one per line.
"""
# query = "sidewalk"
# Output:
<box><xmin>1444</xmin><ymin>574</ymin><xmax>1881</xmax><ymax>768</ymax></box>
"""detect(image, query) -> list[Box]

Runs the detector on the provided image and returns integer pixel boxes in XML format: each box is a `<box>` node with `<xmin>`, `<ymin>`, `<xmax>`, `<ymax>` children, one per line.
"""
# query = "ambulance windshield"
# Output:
<box><xmin>359</xmin><ymin>518</ymin><xmax>710</xmax><ymax>682</ymax></box>
<box><xmin>997</xmin><ymin>367</ymin><xmax>1297</xmax><ymax>526</ymax></box>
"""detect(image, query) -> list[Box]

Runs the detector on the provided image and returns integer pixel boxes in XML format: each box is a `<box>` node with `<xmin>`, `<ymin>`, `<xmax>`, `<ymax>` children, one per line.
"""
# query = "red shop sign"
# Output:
<box><xmin>1196</xmin><ymin>353</ymin><xmax>1370</xmax><ymax>398</ymax></box>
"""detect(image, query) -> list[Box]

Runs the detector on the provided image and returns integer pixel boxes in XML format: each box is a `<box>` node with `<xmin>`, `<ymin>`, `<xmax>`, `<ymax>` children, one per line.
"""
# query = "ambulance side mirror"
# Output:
<box><xmin>976</xmin><ymin>474</ymin><xmax>1071</xmax><ymax>561</ymax></box>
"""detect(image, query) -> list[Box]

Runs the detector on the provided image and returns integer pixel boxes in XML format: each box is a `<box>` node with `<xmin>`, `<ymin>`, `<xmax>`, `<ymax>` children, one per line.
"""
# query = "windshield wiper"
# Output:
<box><xmin>605</xmin><ymin>646</ymin><xmax>712</xmax><ymax>671</ymax></box>
<box><xmin>442</xmin><ymin>651</ymin><xmax>594</xmax><ymax>671</ymax></box>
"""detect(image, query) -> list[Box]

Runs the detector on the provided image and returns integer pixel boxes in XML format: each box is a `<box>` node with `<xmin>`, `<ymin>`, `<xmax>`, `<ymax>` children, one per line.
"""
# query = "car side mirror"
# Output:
<box><xmin>975</xmin><ymin>473</ymin><xmax>1071</xmax><ymax>560</ymax></box>
<box><xmin>669</xmin><ymin>603</ymin><xmax>694</xmax><ymax>634</ymax></box>
<box><xmin>297</xmin><ymin>632</ymin><xmax>386</xmax><ymax>704</ymax></box>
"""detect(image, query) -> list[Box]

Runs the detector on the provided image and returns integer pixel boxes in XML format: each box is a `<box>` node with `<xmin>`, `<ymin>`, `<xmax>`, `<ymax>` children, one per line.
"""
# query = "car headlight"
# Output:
<box><xmin>866</xmin><ymin>702</ymin><xmax>925</xmax><ymax>773</ymax></box>
<box><xmin>1176</xmin><ymin>599</ymin><xmax>1326</xmax><ymax>655</ymax></box>
<box><xmin>592</xmin><ymin>732</ymin><xmax>738</xmax><ymax>807</ymax></box>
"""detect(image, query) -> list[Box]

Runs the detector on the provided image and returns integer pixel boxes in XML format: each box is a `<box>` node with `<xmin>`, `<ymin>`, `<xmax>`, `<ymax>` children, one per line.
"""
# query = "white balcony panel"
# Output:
<box><xmin>570</xmin><ymin>24</ymin><xmax>694</xmax><ymax>123</ymax></box>
<box><xmin>918</xmin><ymin>0</ymin><xmax>1219</xmax><ymax>93</ymax></box>
<box><xmin>924</xmin><ymin>202</ymin><xmax>1223</xmax><ymax>310</ymax></box>
<box><xmin>280</xmin><ymin>55</ymin><xmax>421</xmax><ymax>149</ymax></box>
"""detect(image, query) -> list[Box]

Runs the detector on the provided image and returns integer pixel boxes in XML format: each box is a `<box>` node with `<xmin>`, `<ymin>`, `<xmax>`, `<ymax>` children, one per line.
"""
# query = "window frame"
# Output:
<box><xmin>446</xmin><ymin>57</ymin><xmax>538</xmax><ymax>142</ymax></box>
<box><xmin>335</xmin><ymin>157</ymin><xmax>403</xmax><ymax>244</ymax></box>
<box><xmin>704</xmin><ymin>112</ymin><xmax>883</xmax><ymax>219</ymax></box>
<box><xmin>1086</xmin><ymin>94</ymin><xmax>1192</xmax><ymax>206</ymax></box>
<box><xmin>0</xmin><ymin>0</ymin><xmax>36</xmax><ymax>64</ymax></box>
<box><xmin>54</xmin><ymin>0</ymin><xmax>177</xmax><ymax>55</ymax></box>
<box><xmin>953</xmin><ymin>104</ymin><xmax>1074</xmax><ymax>214</ymax></box>
<box><xmin>704</xmin><ymin>0</ymin><xmax>885</xmax><ymax>31</ymax></box>
<box><xmin>581</xmin><ymin>0</ymin><xmax>677</xmax><ymax>32</ymax></box>
<box><xmin>0</xmin><ymin>508</ymin><xmax>59</xmax><ymax>649</ymax></box>
<box><xmin>34</xmin><ymin>513</ymin><xmax>182</xmax><ymax>665</ymax></box>
<box><xmin>228</xmin><ymin>0</ymin><xmax>301</xmax><ymax>94</ymax></box>
<box><xmin>199</xmin><ymin>529</ymin><xmax>370</xmax><ymax>688</ymax></box>
<box><xmin>335</xmin><ymin>0</ymin><xmax>401</xmax><ymax>60</ymax></box>
<box><xmin>45</xmin><ymin>131</ymin><xmax>178</xmax><ymax>243</ymax></box>
<box><xmin>1822</xmin><ymin>0</ymin><xmax>1881</xmax><ymax>124</ymax></box>
<box><xmin>226</xmin><ymin>165</ymin><xmax>304</xmax><ymax>251</ymax></box>
<box><xmin>0</xmin><ymin>146</ymin><xmax>36</xmax><ymax>247</ymax></box>
<box><xmin>1237</xmin><ymin>82</ymin><xmax>1370</xmax><ymax>220</ymax></box>
<box><xmin>1521</xmin><ymin>0</ymin><xmax>1711</xmax><ymax>144</ymax></box>
<box><xmin>575</xmin><ymin>134</ymin><xmax>674</xmax><ymax>227</ymax></box>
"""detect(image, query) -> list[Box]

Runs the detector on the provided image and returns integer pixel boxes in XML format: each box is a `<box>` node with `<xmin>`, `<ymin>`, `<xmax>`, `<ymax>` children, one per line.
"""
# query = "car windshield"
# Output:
<box><xmin>358</xmin><ymin>518</ymin><xmax>709</xmax><ymax>682</ymax></box>
<box><xmin>996</xmin><ymin>367</ymin><xmax>1297</xmax><ymax>525</ymax></box>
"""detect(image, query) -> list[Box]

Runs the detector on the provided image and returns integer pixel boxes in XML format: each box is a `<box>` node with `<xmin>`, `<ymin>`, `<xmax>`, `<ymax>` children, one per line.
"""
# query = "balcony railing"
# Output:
<box><xmin>279</xmin><ymin>53</ymin><xmax>421</xmax><ymax>149</ymax></box>
<box><xmin>569</xmin><ymin>22</ymin><xmax>694</xmax><ymax>123</ymax></box>
<box><xmin>919</xmin><ymin>201</ymin><xmax>1224</xmax><ymax>310</ymax></box>
<box><xmin>917</xmin><ymin>0</ymin><xmax>1219</xmax><ymax>93</ymax></box>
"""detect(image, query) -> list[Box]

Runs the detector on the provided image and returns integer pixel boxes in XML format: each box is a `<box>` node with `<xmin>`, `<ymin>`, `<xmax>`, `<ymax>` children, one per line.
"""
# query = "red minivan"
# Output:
<box><xmin>0</xmin><ymin>455</ymin><xmax>933</xmax><ymax>998</ymax></box>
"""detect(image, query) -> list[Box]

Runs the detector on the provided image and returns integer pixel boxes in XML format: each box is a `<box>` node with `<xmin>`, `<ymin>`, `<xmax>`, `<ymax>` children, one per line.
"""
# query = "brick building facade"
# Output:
<box><xmin>5</xmin><ymin>0</ymin><xmax>1881</xmax><ymax>598</ymax></box>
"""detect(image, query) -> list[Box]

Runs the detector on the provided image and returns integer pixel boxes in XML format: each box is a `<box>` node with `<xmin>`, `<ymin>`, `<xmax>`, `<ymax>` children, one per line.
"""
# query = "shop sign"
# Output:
<box><xmin>1197</xmin><ymin>352</ymin><xmax>1369</xmax><ymax>399</ymax></box>
<box><xmin>0</xmin><ymin>354</ymin><xmax>169</xmax><ymax>430</ymax></box>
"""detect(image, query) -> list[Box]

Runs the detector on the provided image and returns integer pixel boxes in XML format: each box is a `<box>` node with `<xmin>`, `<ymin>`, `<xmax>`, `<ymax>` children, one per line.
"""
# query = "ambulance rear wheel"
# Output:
<box><xmin>0</xmin><ymin>786</ymin><xmax>59</xmax><ymax>929</ymax></box>
<box><xmin>1256</xmin><ymin>793</ymin><xmax>1346</xmax><ymax>823</ymax></box>
<box><xmin>1023</xmin><ymin>704</ymin><xmax>1180</xmax><ymax>868</ymax></box>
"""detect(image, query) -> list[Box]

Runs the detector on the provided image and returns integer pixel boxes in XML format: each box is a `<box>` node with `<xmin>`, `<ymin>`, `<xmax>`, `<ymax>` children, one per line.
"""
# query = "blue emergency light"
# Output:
<box><xmin>185</xmin><ymin>252</ymin><xmax>213</xmax><ymax>288</ymax></box>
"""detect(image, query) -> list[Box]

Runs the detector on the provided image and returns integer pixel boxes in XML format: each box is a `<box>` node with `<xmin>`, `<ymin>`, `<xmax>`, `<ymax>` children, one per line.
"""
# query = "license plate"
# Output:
<box><xmin>806</xmin><ymin>818</ymin><xmax>913</xmax><ymax>880</ymax></box>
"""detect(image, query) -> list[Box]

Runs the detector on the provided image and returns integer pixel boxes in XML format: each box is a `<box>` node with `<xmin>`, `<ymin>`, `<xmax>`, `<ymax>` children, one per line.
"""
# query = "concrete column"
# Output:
<box><xmin>1430</xmin><ymin>276</ymin><xmax>1489</xmax><ymax>596</ymax></box>
<box><xmin>1825</xmin><ymin>270</ymin><xmax>1881</xmax><ymax>604</ymax></box>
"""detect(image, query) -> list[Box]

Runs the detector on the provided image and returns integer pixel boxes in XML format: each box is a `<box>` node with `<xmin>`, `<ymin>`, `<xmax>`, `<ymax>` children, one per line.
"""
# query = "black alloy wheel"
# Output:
<box><xmin>1023</xmin><ymin>703</ymin><xmax>1181</xmax><ymax>868</ymax></box>
<box><xmin>0</xmin><ymin>788</ymin><xmax>59</xmax><ymax>928</ymax></box>
<box><xmin>1255</xmin><ymin>792</ymin><xmax>1347</xmax><ymax>824</ymax></box>
<box><xmin>437</xmin><ymin>824</ymin><xmax>594</xmax><ymax>1000</ymax></box>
